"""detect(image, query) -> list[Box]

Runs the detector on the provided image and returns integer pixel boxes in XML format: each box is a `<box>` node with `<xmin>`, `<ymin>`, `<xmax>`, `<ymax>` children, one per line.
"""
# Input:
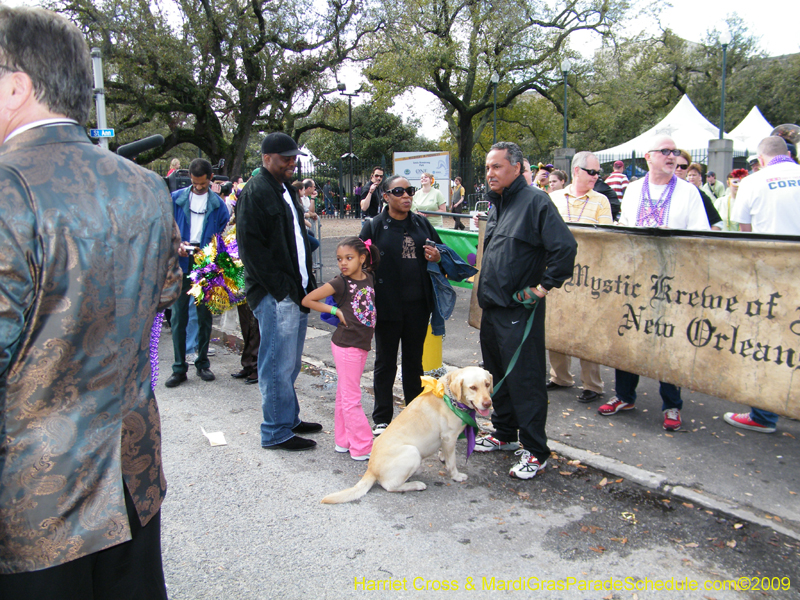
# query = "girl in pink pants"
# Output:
<box><xmin>303</xmin><ymin>237</ymin><xmax>379</xmax><ymax>460</ymax></box>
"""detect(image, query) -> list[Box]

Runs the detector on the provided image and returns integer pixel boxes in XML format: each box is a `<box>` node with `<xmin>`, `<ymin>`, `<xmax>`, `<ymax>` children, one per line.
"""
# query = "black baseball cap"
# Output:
<box><xmin>261</xmin><ymin>132</ymin><xmax>307</xmax><ymax>157</ymax></box>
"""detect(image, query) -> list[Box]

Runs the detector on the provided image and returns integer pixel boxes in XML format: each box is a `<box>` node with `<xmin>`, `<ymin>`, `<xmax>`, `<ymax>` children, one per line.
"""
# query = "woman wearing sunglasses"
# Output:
<box><xmin>359</xmin><ymin>175</ymin><xmax>443</xmax><ymax>436</ymax></box>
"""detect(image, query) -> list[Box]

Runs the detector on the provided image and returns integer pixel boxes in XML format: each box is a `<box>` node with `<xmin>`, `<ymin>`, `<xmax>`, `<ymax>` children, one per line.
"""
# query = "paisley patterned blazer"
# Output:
<box><xmin>0</xmin><ymin>124</ymin><xmax>182</xmax><ymax>573</ymax></box>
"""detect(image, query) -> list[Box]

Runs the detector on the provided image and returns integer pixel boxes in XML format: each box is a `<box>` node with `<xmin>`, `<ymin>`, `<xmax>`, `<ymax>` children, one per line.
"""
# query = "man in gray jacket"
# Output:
<box><xmin>236</xmin><ymin>133</ymin><xmax>321</xmax><ymax>451</ymax></box>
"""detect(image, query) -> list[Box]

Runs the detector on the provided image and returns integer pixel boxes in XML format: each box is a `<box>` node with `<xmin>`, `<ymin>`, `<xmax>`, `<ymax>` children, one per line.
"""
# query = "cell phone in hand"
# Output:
<box><xmin>425</xmin><ymin>239</ymin><xmax>435</xmax><ymax>248</ymax></box>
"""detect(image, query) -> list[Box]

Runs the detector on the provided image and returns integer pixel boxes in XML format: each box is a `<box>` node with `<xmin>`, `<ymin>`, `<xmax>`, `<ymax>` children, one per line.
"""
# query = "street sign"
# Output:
<box><xmin>89</xmin><ymin>128</ymin><xmax>115</xmax><ymax>138</ymax></box>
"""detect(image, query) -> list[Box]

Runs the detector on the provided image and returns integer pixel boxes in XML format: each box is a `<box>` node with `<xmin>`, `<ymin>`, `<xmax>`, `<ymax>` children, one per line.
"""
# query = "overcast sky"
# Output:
<box><xmin>659</xmin><ymin>0</ymin><xmax>797</xmax><ymax>57</ymax></box>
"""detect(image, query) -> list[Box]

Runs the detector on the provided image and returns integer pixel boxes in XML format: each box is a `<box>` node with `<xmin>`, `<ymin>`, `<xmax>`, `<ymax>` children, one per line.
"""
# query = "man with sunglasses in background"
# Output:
<box><xmin>605</xmin><ymin>135</ymin><xmax>709</xmax><ymax>433</ymax></box>
<box><xmin>547</xmin><ymin>152</ymin><xmax>612</xmax><ymax>404</ymax></box>
<box><xmin>359</xmin><ymin>165</ymin><xmax>385</xmax><ymax>219</ymax></box>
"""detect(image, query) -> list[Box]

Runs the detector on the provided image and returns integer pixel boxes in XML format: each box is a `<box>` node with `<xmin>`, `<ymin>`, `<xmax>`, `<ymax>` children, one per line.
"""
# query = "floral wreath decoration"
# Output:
<box><xmin>187</xmin><ymin>228</ymin><xmax>247</xmax><ymax>314</ymax></box>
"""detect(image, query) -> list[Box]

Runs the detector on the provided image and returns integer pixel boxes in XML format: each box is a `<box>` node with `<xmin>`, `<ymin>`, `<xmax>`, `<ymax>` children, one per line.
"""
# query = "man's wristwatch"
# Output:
<box><xmin>536</xmin><ymin>284</ymin><xmax>548</xmax><ymax>296</ymax></box>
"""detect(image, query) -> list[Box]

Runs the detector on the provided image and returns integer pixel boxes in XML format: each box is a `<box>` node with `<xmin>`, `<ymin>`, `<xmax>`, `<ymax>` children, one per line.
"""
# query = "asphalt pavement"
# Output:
<box><xmin>300</xmin><ymin>228</ymin><xmax>800</xmax><ymax>538</ymax></box>
<box><xmin>154</xmin><ymin>225</ymin><xmax>800</xmax><ymax>599</ymax></box>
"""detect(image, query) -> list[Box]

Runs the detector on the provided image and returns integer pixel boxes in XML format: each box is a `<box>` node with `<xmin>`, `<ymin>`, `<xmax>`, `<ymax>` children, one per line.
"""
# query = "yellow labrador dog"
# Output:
<box><xmin>321</xmin><ymin>366</ymin><xmax>493</xmax><ymax>504</ymax></box>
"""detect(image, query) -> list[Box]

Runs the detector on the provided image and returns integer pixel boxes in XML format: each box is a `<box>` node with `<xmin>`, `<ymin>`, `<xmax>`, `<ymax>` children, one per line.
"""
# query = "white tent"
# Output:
<box><xmin>728</xmin><ymin>106</ymin><xmax>773</xmax><ymax>153</ymax></box>
<box><xmin>595</xmin><ymin>95</ymin><xmax>748</xmax><ymax>159</ymax></box>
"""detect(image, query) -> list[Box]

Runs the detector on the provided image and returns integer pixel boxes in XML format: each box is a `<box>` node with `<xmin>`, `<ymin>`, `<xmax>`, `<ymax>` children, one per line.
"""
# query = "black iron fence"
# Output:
<box><xmin>148</xmin><ymin>154</ymin><xmax>507</xmax><ymax>218</ymax></box>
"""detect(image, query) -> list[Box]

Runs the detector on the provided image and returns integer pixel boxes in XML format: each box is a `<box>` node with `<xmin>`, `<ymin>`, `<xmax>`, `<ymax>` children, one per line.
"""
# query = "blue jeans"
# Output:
<box><xmin>614</xmin><ymin>369</ymin><xmax>682</xmax><ymax>411</ymax></box>
<box><xmin>186</xmin><ymin>302</ymin><xmax>199</xmax><ymax>353</ymax></box>
<box><xmin>252</xmin><ymin>294</ymin><xmax>308</xmax><ymax>446</ymax></box>
<box><xmin>307</xmin><ymin>229</ymin><xmax>320</xmax><ymax>252</ymax></box>
<box><xmin>750</xmin><ymin>407</ymin><xmax>779</xmax><ymax>427</ymax></box>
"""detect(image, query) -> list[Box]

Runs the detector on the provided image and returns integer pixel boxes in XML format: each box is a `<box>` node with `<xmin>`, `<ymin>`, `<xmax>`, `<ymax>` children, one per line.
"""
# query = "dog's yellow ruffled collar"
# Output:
<box><xmin>419</xmin><ymin>375</ymin><xmax>445</xmax><ymax>398</ymax></box>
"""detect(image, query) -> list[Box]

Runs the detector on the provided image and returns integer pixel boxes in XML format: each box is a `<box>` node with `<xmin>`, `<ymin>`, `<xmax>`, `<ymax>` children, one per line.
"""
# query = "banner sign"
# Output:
<box><xmin>393</xmin><ymin>152</ymin><xmax>451</xmax><ymax>200</ymax></box>
<box><xmin>544</xmin><ymin>226</ymin><xmax>800</xmax><ymax>419</ymax></box>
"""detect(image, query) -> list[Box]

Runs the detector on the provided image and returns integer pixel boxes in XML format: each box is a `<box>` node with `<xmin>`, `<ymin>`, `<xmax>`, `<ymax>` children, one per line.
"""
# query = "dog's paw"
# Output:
<box><xmin>451</xmin><ymin>472</ymin><xmax>468</xmax><ymax>482</ymax></box>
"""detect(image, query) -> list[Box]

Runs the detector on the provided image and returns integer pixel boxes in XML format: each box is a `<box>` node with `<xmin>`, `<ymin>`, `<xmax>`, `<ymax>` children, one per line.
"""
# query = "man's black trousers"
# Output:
<box><xmin>480</xmin><ymin>300</ymin><xmax>550</xmax><ymax>463</ymax></box>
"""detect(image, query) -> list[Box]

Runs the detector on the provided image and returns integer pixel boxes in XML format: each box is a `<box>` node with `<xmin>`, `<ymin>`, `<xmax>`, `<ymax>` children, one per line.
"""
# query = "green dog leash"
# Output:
<box><xmin>491</xmin><ymin>287</ymin><xmax>541</xmax><ymax>397</ymax></box>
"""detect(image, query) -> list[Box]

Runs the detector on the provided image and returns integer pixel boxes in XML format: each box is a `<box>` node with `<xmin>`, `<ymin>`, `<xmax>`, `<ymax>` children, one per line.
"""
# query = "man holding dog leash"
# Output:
<box><xmin>474</xmin><ymin>142</ymin><xmax>577</xmax><ymax>480</ymax></box>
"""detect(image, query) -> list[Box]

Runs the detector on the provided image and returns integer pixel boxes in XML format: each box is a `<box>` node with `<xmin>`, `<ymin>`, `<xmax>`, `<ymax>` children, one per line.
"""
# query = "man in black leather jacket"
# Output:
<box><xmin>237</xmin><ymin>133</ymin><xmax>321</xmax><ymax>451</ymax></box>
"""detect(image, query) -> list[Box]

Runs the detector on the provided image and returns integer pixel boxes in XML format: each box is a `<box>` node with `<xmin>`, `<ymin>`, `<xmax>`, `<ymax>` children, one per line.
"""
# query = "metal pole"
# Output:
<box><xmin>719</xmin><ymin>43</ymin><xmax>728</xmax><ymax>140</ymax></box>
<box><xmin>90</xmin><ymin>48</ymin><xmax>108</xmax><ymax>150</ymax></box>
<box><xmin>563</xmin><ymin>69</ymin><xmax>569</xmax><ymax>149</ymax></box>
<box><xmin>338</xmin><ymin>157</ymin><xmax>344</xmax><ymax>218</ymax></box>
<box><xmin>492</xmin><ymin>82</ymin><xmax>497</xmax><ymax>144</ymax></box>
<box><xmin>348</xmin><ymin>96</ymin><xmax>354</xmax><ymax>217</ymax></box>
<box><xmin>338</xmin><ymin>85</ymin><xmax>359</xmax><ymax>217</ymax></box>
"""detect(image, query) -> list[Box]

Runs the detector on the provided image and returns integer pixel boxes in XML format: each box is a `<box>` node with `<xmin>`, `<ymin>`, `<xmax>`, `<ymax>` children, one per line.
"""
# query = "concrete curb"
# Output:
<box><xmin>550</xmin><ymin>440</ymin><xmax>800</xmax><ymax>542</ymax></box>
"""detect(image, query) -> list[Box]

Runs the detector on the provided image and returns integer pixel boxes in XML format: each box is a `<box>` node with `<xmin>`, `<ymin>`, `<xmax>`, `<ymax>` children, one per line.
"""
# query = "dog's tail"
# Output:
<box><xmin>321</xmin><ymin>471</ymin><xmax>378</xmax><ymax>504</ymax></box>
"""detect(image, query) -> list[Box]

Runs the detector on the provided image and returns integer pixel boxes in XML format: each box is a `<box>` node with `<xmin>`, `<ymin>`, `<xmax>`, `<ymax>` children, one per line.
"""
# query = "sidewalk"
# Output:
<box><xmin>213</xmin><ymin>225</ymin><xmax>800</xmax><ymax>540</ymax></box>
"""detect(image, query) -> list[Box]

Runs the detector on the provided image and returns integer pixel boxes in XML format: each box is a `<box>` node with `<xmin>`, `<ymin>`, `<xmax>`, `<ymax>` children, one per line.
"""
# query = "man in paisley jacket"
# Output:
<box><xmin>0</xmin><ymin>7</ymin><xmax>182</xmax><ymax>598</ymax></box>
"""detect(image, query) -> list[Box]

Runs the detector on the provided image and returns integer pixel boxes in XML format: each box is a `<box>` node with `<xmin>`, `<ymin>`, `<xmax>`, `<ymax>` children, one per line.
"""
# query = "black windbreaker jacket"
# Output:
<box><xmin>477</xmin><ymin>175</ymin><xmax>577</xmax><ymax>309</ymax></box>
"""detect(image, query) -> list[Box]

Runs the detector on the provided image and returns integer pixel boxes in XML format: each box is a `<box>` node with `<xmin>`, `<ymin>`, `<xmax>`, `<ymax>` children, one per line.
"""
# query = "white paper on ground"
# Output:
<box><xmin>201</xmin><ymin>426</ymin><xmax>227</xmax><ymax>446</ymax></box>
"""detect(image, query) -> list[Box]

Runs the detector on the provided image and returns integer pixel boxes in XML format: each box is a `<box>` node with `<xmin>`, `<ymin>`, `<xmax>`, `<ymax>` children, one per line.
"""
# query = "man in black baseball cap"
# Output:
<box><xmin>236</xmin><ymin>133</ymin><xmax>321</xmax><ymax>451</ymax></box>
<box><xmin>260</xmin><ymin>132</ymin><xmax>307</xmax><ymax>183</ymax></box>
<box><xmin>261</xmin><ymin>131</ymin><xmax>308</xmax><ymax>157</ymax></box>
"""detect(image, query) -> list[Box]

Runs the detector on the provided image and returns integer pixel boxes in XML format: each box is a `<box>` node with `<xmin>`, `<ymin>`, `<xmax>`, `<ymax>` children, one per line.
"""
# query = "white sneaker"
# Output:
<box><xmin>372</xmin><ymin>423</ymin><xmax>388</xmax><ymax>436</ymax></box>
<box><xmin>334</xmin><ymin>445</ymin><xmax>348</xmax><ymax>453</ymax></box>
<box><xmin>508</xmin><ymin>449</ymin><xmax>547</xmax><ymax>480</ymax></box>
<box><xmin>207</xmin><ymin>347</ymin><xmax>216</xmax><ymax>356</ymax></box>
<box><xmin>473</xmin><ymin>435</ymin><xmax>520</xmax><ymax>452</ymax></box>
<box><xmin>186</xmin><ymin>353</ymin><xmax>197</xmax><ymax>364</ymax></box>
<box><xmin>351</xmin><ymin>453</ymin><xmax>370</xmax><ymax>461</ymax></box>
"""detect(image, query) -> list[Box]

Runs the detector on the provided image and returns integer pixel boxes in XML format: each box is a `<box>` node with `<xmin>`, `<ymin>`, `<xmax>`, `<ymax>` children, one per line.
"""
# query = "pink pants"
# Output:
<box><xmin>331</xmin><ymin>342</ymin><xmax>373</xmax><ymax>457</ymax></box>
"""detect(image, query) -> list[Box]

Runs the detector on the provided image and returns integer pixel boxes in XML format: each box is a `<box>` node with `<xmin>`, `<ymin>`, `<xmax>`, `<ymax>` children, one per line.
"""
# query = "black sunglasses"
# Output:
<box><xmin>387</xmin><ymin>186</ymin><xmax>416</xmax><ymax>197</ymax></box>
<box><xmin>649</xmin><ymin>148</ymin><xmax>682</xmax><ymax>156</ymax></box>
<box><xmin>580</xmin><ymin>166</ymin><xmax>601</xmax><ymax>177</ymax></box>
<box><xmin>675</xmin><ymin>163</ymin><xmax>689</xmax><ymax>170</ymax></box>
